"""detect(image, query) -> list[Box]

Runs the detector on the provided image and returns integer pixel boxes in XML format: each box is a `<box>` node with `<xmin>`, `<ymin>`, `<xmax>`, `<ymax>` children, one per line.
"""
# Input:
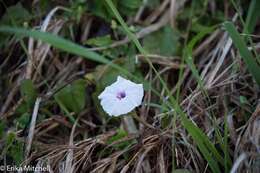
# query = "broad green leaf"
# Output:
<box><xmin>0</xmin><ymin>2</ymin><xmax>31</xmax><ymax>26</ymax></box>
<box><xmin>0</xmin><ymin>3</ymin><xmax>31</xmax><ymax>47</ymax></box>
<box><xmin>85</xmin><ymin>35</ymin><xmax>113</xmax><ymax>47</ymax></box>
<box><xmin>107</xmin><ymin>129</ymin><xmax>127</xmax><ymax>144</ymax></box>
<box><xmin>87</xmin><ymin>0</ymin><xmax>117</xmax><ymax>20</ymax></box>
<box><xmin>239</xmin><ymin>95</ymin><xmax>249</xmax><ymax>105</ymax></box>
<box><xmin>94</xmin><ymin>58</ymin><xmax>143</xmax><ymax>89</ymax></box>
<box><xmin>1</xmin><ymin>132</ymin><xmax>23</xmax><ymax>165</ymax></box>
<box><xmin>54</xmin><ymin>79</ymin><xmax>86</xmax><ymax>114</ymax></box>
<box><xmin>6</xmin><ymin>132</ymin><xmax>16</xmax><ymax>146</ymax></box>
<box><xmin>224</xmin><ymin>21</ymin><xmax>260</xmax><ymax>86</ymax></box>
<box><xmin>118</xmin><ymin>0</ymin><xmax>142</xmax><ymax>16</ymax></box>
<box><xmin>69</xmin><ymin>0</ymin><xmax>87</xmax><ymax>23</ymax></box>
<box><xmin>143</xmin><ymin>25</ymin><xmax>180</xmax><ymax>56</ymax></box>
<box><xmin>95</xmin><ymin>65</ymin><xmax>122</xmax><ymax>88</ymax></box>
<box><xmin>107</xmin><ymin>129</ymin><xmax>134</xmax><ymax>150</ymax></box>
<box><xmin>8</xmin><ymin>140</ymin><xmax>24</xmax><ymax>165</ymax></box>
<box><xmin>16</xmin><ymin>112</ymin><xmax>31</xmax><ymax>129</ymax></box>
<box><xmin>20</xmin><ymin>79</ymin><xmax>37</xmax><ymax>109</ymax></box>
<box><xmin>119</xmin><ymin>0</ymin><xmax>141</xmax><ymax>9</ymax></box>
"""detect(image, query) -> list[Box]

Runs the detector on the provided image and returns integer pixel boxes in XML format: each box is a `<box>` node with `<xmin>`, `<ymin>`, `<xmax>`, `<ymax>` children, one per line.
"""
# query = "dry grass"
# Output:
<box><xmin>0</xmin><ymin>0</ymin><xmax>259</xmax><ymax>172</ymax></box>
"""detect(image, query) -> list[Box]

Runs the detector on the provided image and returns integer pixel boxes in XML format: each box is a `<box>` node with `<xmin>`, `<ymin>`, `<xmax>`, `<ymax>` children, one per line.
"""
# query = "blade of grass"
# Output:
<box><xmin>230</xmin><ymin>0</ymin><xmax>260</xmax><ymax>62</ymax></box>
<box><xmin>181</xmin><ymin>116</ymin><xmax>221</xmax><ymax>173</ymax></box>
<box><xmin>0</xmin><ymin>26</ymin><xmax>112</xmax><ymax>64</ymax></box>
<box><xmin>224</xmin><ymin>21</ymin><xmax>260</xmax><ymax>86</ymax></box>
<box><xmin>243</xmin><ymin>0</ymin><xmax>260</xmax><ymax>63</ymax></box>
<box><xmin>243</xmin><ymin>0</ymin><xmax>260</xmax><ymax>34</ymax></box>
<box><xmin>184</xmin><ymin>26</ymin><xmax>216</xmax><ymax>91</ymax></box>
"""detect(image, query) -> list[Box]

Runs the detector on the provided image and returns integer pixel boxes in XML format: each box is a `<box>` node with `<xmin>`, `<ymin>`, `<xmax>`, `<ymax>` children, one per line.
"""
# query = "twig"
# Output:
<box><xmin>25</xmin><ymin>97</ymin><xmax>42</xmax><ymax>158</ymax></box>
<box><xmin>0</xmin><ymin>81</ymin><xmax>20</xmax><ymax>118</ymax></box>
<box><xmin>64</xmin><ymin>118</ymin><xmax>79</xmax><ymax>173</ymax></box>
<box><xmin>123</xmin><ymin>115</ymin><xmax>138</xmax><ymax>134</ymax></box>
<box><xmin>170</xmin><ymin>0</ymin><xmax>176</xmax><ymax>28</ymax></box>
<box><xmin>230</xmin><ymin>153</ymin><xmax>247</xmax><ymax>173</ymax></box>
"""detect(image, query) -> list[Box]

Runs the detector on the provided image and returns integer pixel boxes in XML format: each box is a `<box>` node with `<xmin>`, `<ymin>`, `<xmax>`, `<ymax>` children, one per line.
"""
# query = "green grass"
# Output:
<box><xmin>243</xmin><ymin>0</ymin><xmax>260</xmax><ymax>35</ymax></box>
<box><xmin>224</xmin><ymin>22</ymin><xmax>260</xmax><ymax>86</ymax></box>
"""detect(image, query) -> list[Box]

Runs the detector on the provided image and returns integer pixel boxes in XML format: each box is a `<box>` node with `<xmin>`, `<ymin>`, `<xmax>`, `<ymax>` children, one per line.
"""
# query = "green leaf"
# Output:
<box><xmin>16</xmin><ymin>112</ymin><xmax>31</xmax><ymax>129</ymax></box>
<box><xmin>1</xmin><ymin>132</ymin><xmax>23</xmax><ymax>165</ymax></box>
<box><xmin>69</xmin><ymin>0</ymin><xmax>87</xmax><ymax>23</ymax></box>
<box><xmin>87</xmin><ymin>0</ymin><xmax>116</xmax><ymax>20</ymax></box>
<box><xmin>239</xmin><ymin>95</ymin><xmax>249</xmax><ymax>105</ymax></box>
<box><xmin>0</xmin><ymin>2</ymin><xmax>31</xmax><ymax>26</ymax></box>
<box><xmin>94</xmin><ymin>58</ymin><xmax>143</xmax><ymax>89</ymax></box>
<box><xmin>119</xmin><ymin>0</ymin><xmax>141</xmax><ymax>9</ymax></box>
<box><xmin>20</xmin><ymin>79</ymin><xmax>37</xmax><ymax>109</ymax></box>
<box><xmin>118</xmin><ymin>0</ymin><xmax>142</xmax><ymax>15</ymax></box>
<box><xmin>85</xmin><ymin>35</ymin><xmax>113</xmax><ymax>47</ymax></box>
<box><xmin>143</xmin><ymin>25</ymin><xmax>180</xmax><ymax>56</ymax></box>
<box><xmin>107</xmin><ymin>129</ymin><xmax>127</xmax><ymax>144</ymax></box>
<box><xmin>54</xmin><ymin>79</ymin><xmax>86</xmax><ymax>114</ymax></box>
<box><xmin>8</xmin><ymin>140</ymin><xmax>24</xmax><ymax>165</ymax></box>
<box><xmin>244</xmin><ymin>0</ymin><xmax>260</xmax><ymax>34</ymax></box>
<box><xmin>0</xmin><ymin>2</ymin><xmax>31</xmax><ymax>47</ymax></box>
<box><xmin>6</xmin><ymin>132</ymin><xmax>16</xmax><ymax>146</ymax></box>
<box><xmin>107</xmin><ymin>129</ymin><xmax>132</xmax><ymax>149</ymax></box>
<box><xmin>95</xmin><ymin>65</ymin><xmax>121</xmax><ymax>88</ymax></box>
<box><xmin>224</xmin><ymin>21</ymin><xmax>260</xmax><ymax>86</ymax></box>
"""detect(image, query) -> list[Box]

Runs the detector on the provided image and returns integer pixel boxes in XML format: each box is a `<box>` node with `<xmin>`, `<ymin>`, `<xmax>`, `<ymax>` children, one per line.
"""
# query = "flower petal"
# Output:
<box><xmin>98</xmin><ymin>76</ymin><xmax>144</xmax><ymax>116</ymax></box>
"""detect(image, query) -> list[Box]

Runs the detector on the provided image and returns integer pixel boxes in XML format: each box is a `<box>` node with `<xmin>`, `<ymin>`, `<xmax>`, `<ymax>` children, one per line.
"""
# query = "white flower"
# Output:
<box><xmin>98</xmin><ymin>76</ymin><xmax>144</xmax><ymax>116</ymax></box>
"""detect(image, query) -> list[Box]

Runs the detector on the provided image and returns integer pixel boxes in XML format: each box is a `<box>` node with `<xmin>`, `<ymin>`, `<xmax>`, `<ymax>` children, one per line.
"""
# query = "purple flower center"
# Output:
<box><xmin>116</xmin><ymin>91</ymin><xmax>126</xmax><ymax>100</ymax></box>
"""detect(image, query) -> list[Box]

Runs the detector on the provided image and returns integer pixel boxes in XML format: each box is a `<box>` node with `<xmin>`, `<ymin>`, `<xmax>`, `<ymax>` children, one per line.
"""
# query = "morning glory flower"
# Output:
<box><xmin>98</xmin><ymin>76</ymin><xmax>144</xmax><ymax>116</ymax></box>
